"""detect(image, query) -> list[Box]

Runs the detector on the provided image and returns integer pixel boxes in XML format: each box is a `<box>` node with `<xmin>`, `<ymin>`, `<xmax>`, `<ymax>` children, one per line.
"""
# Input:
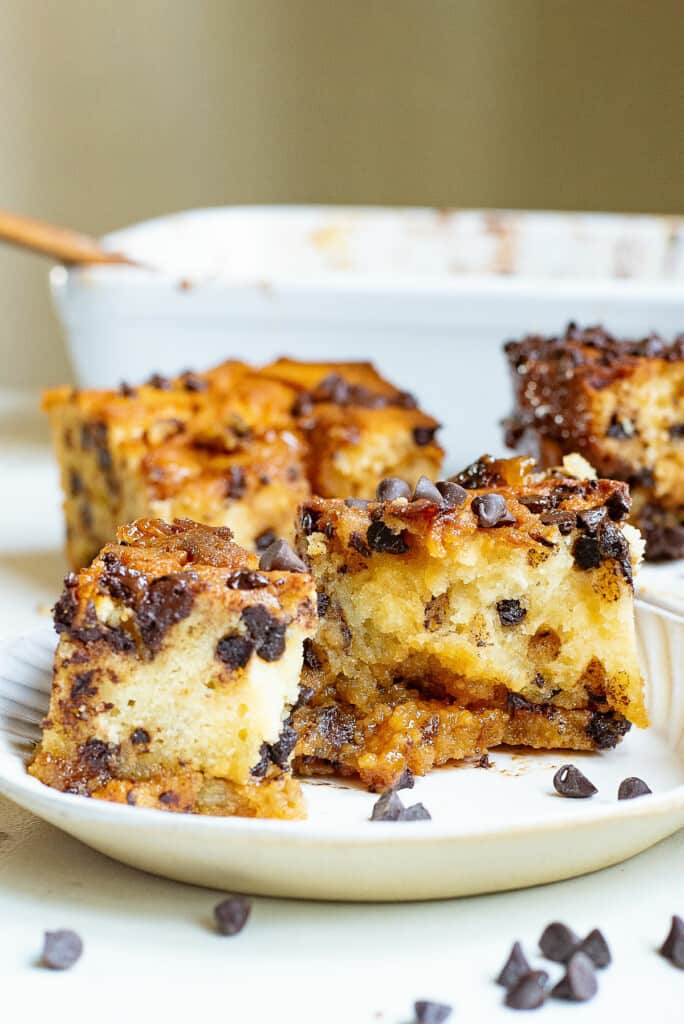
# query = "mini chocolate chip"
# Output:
<box><xmin>69</xmin><ymin>468</ymin><xmax>83</xmax><ymax>496</ymax></box>
<box><xmin>370</xmin><ymin>790</ymin><xmax>404</xmax><ymax>821</ymax></box>
<box><xmin>572</xmin><ymin>534</ymin><xmax>602</xmax><ymax>570</ymax></box>
<box><xmin>181</xmin><ymin>371</ymin><xmax>208</xmax><ymax>392</ymax></box>
<box><xmin>617</xmin><ymin>776</ymin><xmax>652</xmax><ymax>800</ymax></box>
<box><xmin>414</xmin><ymin>1000</ymin><xmax>452</xmax><ymax>1024</ymax></box>
<box><xmin>214</xmin><ymin>895</ymin><xmax>251</xmax><ymax>936</ymax></box>
<box><xmin>344</xmin><ymin>497</ymin><xmax>370</xmax><ymax>509</ymax></box>
<box><xmin>577</xmin><ymin>929</ymin><xmax>611</xmax><ymax>969</ymax></box>
<box><xmin>504</xmin><ymin>971</ymin><xmax>548</xmax><ymax>1010</ymax></box>
<box><xmin>436</xmin><ymin>480</ymin><xmax>468</xmax><ymax>508</ymax></box>
<box><xmin>413</xmin><ymin>425</ymin><xmax>438</xmax><ymax>447</ymax></box>
<box><xmin>551</xmin><ymin>952</ymin><xmax>598</xmax><ymax>1002</ymax></box>
<box><xmin>216</xmin><ymin>634</ymin><xmax>254</xmax><ymax>669</ymax></box>
<box><xmin>70</xmin><ymin>671</ymin><xmax>96</xmax><ymax>700</ymax></box>
<box><xmin>401</xmin><ymin>802</ymin><xmax>431</xmax><ymax>821</ymax></box>
<box><xmin>660</xmin><ymin>915</ymin><xmax>684</xmax><ymax>968</ymax></box>
<box><xmin>300</xmin><ymin>507</ymin><xmax>321</xmax><ymax>535</ymax></box>
<box><xmin>413</xmin><ymin>476</ymin><xmax>445</xmax><ymax>506</ymax></box>
<box><xmin>553</xmin><ymin>764</ymin><xmax>598</xmax><ymax>799</ymax></box>
<box><xmin>258</xmin><ymin>539</ymin><xmax>308</xmax><ymax>573</ymax></box>
<box><xmin>41</xmin><ymin>930</ymin><xmax>83</xmax><ymax>970</ymax></box>
<box><xmin>255</xmin><ymin>529</ymin><xmax>277</xmax><ymax>553</ymax></box>
<box><xmin>270</xmin><ymin>721</ymin><xmax>297</xmax><ymax>769</ymax></box>
<box><xmin>496</xmin><ymin>941</ymin><xmax>531</xmax><ymax>988</ymax></box>
<box><xmin>496</xmin><ymin>599</ymin><xmax>527</xmax><ymax>627</ymax></box>
<box><xmin>241</xmin><ymin>605</ymin><xmax>286</xmax><ymax>661</ymax></box>
<box><xmin>606</xmin><ymin>490</ymin><xmax>631</xmax><ymax>521</ymax></box>
<box><xmin>349</xmin><ymin>531</ymin><xmax>372</xmax><ymax>557</ymax></box>
<box><xmin>587</xmin><ymin>710</ymin><xmax>631</xmax><ymax>749</ymax></box>
<box><xmin>250</xmin><ymin>743</ymin><xmax>270</xmax><ymax>779</ymax></box>
<box><xmin>517</xmin><ymin>493</ymin><xmax>553</xmax><ymax>514</ymax></box>
<box><xmin>130</xmin><ymin>728</ymin><xmax>150</xmax><ymax>745</ymax></box>
<box><xmin>317</xmin><ymin>591</ymin><xmax>329</xmax><ymax>617</ymax></box>
<box><xmin>81</xmin><ymin>738</ymin><xmax>114</xmax><ymax>773</ymax></box>
<box><xmin>539</xmin><ymin>922</ymin><xmax>580</xmax><ymax>963</ymax></box>
<box><xmin>669</xmin><ymin>423</ymin><xmax>684</xmax><ymax>439</ymax></box>
<box><xmin>226</xmin><ymin>570</ymin><xmax>269</xmax><ymax>590</ymax></box>
<box><xmin>367</xmin><ymin>521</ymin><xmax>409</xmax><ymax>554</ymax></box>
<box><xmin>540</xmin><ymin>509</ymin><xmax>576</xmax><ymax>534</ymax></box>
<box><xmin>225</xmin><ymin>466</ymin><xmax>246</xmax><ymax>500</ymax></box>
<box><xmin>370</xmin><ymin>790</ymin><xmax>430</xmax><ymax>821</ymax></box>
<box><xmin>119</xmin><ymin>381</ymin><xmax>136</xmax><ymax>397</ymax></box>
<box><xmin>303</xmin><ymin>638</ymin><xmax>321</xmax><ymax>670</ymax></box>
<box><xmin>471</xmin><ymin>493</ymin><xmax>515</xmax><ymax>528</ymax></box>
<box><xmin>159</xmin><ymin>791</ymin><xmax>179</xmax><ymax>805</ymax></box>
<box><xmin>576</xmin><ymin>507</ymin><xmax>608</xmax><ymax>533</ymax></box>
<box><xmin>146</xmin><ymin>373</ymin><xmax>171</xmax><ymax>390</ymax></box>
<box><xmin>376</xmin><ymin>477</ymin><xmax>411</xmax><ymax>501</ymax></box>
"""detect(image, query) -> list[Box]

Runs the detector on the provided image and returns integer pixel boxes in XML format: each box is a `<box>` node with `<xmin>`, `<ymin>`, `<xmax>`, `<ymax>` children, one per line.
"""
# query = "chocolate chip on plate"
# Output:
<box><xmin>370</xmin><ymin>790</ymin><xmax>431</xmax><ymax>822</ymax></box>
<box><xmin>376</xmin><ymin>476</ymin><xmax>411</xmax><ymax>501</ymax></box>
<box><xmin>496</xmin><ymin>599</ymin><xmax>527</xmax><ymax>627</ymax></box>
<box><xmin>414</xmin><ymin>1000</ymin><xmax>452</xmax><ymax>1024</ymax></box>
<box><xmin>617</xmin><ymin>776</ymin><xmax>652</xmax><ymax>800</ymax></box>
<box><xmin>214</xmin><ymin>895</ymin><xmax>252</xmax><ymax>936</ymax></box>
<box><xmin>413</xmin><ymin>476</ymin><xmax>445</xmax><ymax>506</ymax></box>
<box><xmin>401</xmin><ymin>802</ymin><xmax>432</xmax><ymax>821</ymax></box>
<box><xmin>496</xmin><ymin>941</ymin><xmax>531</xmax><ymax>988</ymax></box>
<box><xmin>552</xmin><ymin>764</ymin><xmax>598</xmax><ymax>799</ymax></box>
<box><xmin>436</xmin><ymin>481</ymin><xmax>468</xmax><ymax>508</ymax></box>
<box><xmin>41</xmin><ymin>929</ymin><xmax>83</xmax><ymax>970</ymax></box>
<box><xmin>551</xmin><ymin>951</ymin><xmax>598</xmax><ymax>1002</ymax></box>
<box><xmin>370</xmin><ymin>790</ymin><xmax>404</xmax><ymax>821</ymax></box>
<box><xmin>471</xmin><ymin>493</ymin><xmax>515</xmax><ymax>528</ymax></box>
<box><xmin>539</xmin><ymin>921</ymin><xmax>580</xmax><ymax>962</ymax></box>
<box><xmin>576</xmin><ymin>928</ymin><xmax>612</xmax><ymax>969</ymax></box>
<box><xmin>258</xmin><ymin>539</ymin><xmax>307</xmax><ymax>573</ymax></box>
<box><xmin>504</xmin><ymin>971</ymin><xmax>548</xmax><ymax>1010</ymax></box>
<box><xmin>659</xmin><ymin>915</ymin><xmax>684</xmax><ymax>969</ymax></box>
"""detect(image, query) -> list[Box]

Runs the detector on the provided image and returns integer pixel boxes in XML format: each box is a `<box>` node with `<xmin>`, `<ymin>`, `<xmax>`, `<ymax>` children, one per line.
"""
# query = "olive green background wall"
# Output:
<box><xmin>1</xmin><ymin>0</ymin><xmax>682</xmax><ymax>386</ymax></box>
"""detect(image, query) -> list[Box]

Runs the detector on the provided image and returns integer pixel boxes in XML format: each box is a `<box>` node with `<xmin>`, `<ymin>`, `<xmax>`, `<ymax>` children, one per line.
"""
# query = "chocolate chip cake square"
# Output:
<box><xmin>29</xmin><ymin>519</ymin><xmax>317</xmax><ymax>818</ymax></box>
<box><xmin>44</xmin><ymin>359</ymin><xmax>442</xmax><ymax>569</ymax></box>
<box><xmin>293</xmin><ymin>455</ymin><xmax>646</xmax><ymax>791</ymax></box>
<box><xmin>504</xmin><ymin>323</ymin><xmax>684</xmax><ymax>560</ymax></box>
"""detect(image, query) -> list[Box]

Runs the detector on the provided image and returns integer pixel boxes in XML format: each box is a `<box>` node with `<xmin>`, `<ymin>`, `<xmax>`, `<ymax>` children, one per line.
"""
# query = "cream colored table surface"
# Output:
<box><xmin>0</xmin><ymin>391</ymin><xmax>682</xmax><ymax>1021</ymax></box>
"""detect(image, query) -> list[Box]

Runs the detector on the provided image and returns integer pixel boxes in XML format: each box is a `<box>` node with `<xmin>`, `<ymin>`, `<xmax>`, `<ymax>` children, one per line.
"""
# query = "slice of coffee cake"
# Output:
<box><xmin>44</xmin><ymin>359</ymin><xmax>442</xmax><ymax>569</ymax></box>
<box><xmin>504</xmin><ymin>323</ymin><xmax>684</xmax><ymax>560</ymax></box>
<box><xmin>293</xmin><ymin>455</ymin><xmax>646</xmax><ymax>791</ymax></box>
<box><xmin>29</xmin><ymin>519</ymin><xmax>317</xmax><ymax>818</ymax></box>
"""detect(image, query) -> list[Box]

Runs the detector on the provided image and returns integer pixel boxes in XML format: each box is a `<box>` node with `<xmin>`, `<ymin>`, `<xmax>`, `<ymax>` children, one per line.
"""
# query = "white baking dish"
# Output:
<box><xmin>50</xmin><ymin>205</ymin><xmax>684</xmax><ymax>468</ymax></box>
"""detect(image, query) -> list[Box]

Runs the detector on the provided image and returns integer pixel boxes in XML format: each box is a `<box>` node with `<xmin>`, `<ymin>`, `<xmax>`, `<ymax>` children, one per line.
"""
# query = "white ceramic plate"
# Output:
<box><xmin>0</xmin><ymin>617</ymin><xmax>683</xmax><ymax>902</ymax></box>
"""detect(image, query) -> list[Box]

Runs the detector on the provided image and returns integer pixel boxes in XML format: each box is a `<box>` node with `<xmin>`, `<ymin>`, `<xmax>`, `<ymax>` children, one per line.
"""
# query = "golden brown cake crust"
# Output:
<box><xmin>293</xmin><ymin>456</ymin><xmax>645</xmax><ymax>789</ymax></box>
<box><xmin>43</xmin><ymin>359</ymin><xmax>443</xmax><ymax>569</ymax></box>
<box><xmin>504</xmin><ymin>323</ymin><xmax>684</xmax><ymax>559</ymax></box>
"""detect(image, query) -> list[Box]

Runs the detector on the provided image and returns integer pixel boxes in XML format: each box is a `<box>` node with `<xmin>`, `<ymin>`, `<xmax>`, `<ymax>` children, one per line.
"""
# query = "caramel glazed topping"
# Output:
<box><xmin>303</xmin><ymin>456</ymin><xmax>636</xmax><ymax>586</ymax></box>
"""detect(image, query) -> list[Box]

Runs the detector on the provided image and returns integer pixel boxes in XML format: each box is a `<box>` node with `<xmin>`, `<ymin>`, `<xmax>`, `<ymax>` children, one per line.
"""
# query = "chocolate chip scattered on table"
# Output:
<box><xmin>214</xmin><ymin>895</ymin><xmax>252</xmax><ymax>936</ymax></box>
<box><xmin>41</xmin><ymin>929</ymin><xmax>83</xmax><ymax>970</ymax></box>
